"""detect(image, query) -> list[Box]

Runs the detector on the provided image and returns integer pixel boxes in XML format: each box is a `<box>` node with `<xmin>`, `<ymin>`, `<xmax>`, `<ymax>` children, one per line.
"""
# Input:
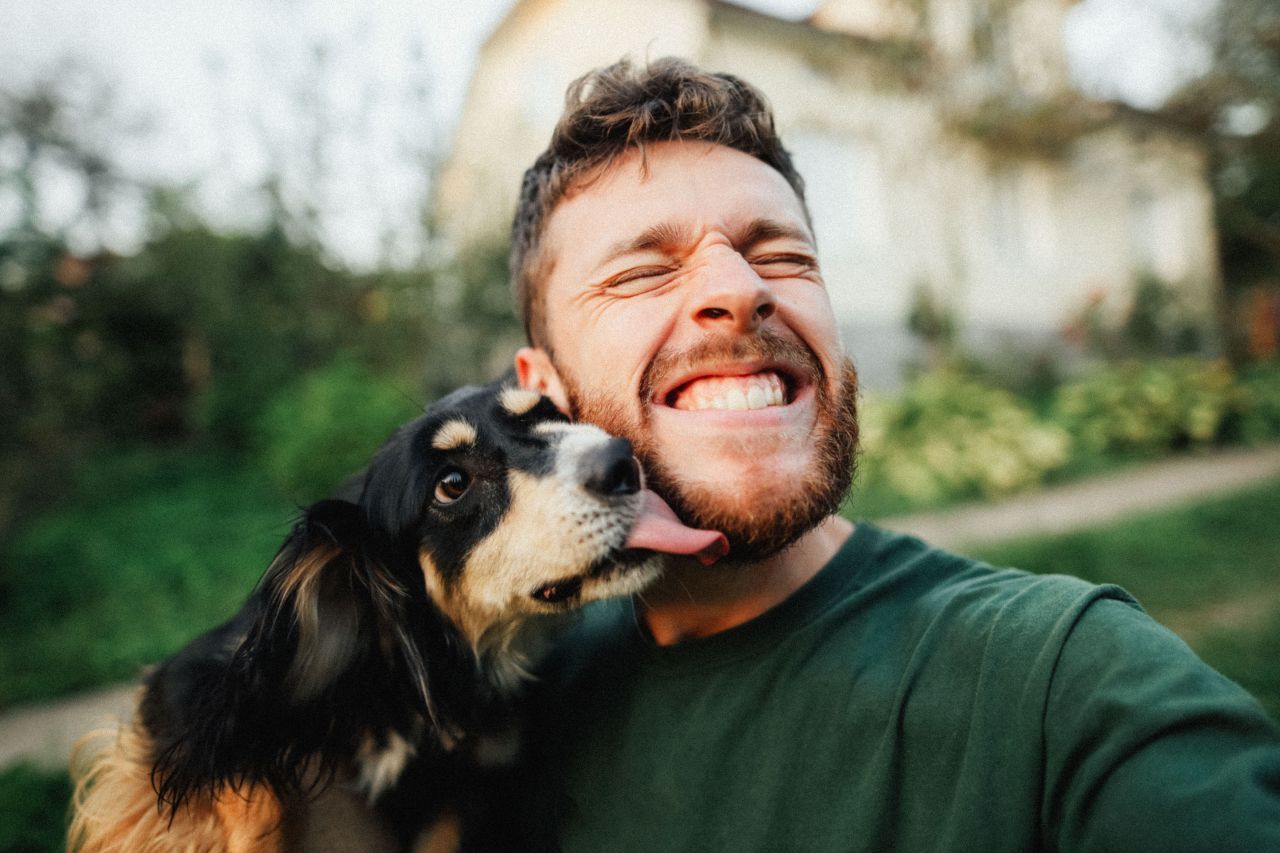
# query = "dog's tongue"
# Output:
<box><xmin>625</xmin><ymin>489</ymin><xmax>728</xmax><ymax>565</ymax></box>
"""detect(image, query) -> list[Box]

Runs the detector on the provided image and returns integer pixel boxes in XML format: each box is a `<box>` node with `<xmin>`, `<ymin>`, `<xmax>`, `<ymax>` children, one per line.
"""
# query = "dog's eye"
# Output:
<box><xmin>434</xmin><ymin>468</ymin><xmax>470</xmax><ymax>503</ymax></box>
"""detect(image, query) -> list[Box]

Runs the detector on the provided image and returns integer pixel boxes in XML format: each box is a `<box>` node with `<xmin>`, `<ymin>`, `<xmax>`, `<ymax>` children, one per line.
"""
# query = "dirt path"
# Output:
<box><xmin>5</xmin><ymin>442</ymin><xmax>1280</xmax><ymax>773</ymax></box>
<box><xmin>0</xmin><ymin>683</ymin><xmax>137</xmax><ymax>771</ymax></box>
<box><xmin>876</xmin><ymin>444</ymin><xmax>1280</xmax><ymax>550</ymax></box>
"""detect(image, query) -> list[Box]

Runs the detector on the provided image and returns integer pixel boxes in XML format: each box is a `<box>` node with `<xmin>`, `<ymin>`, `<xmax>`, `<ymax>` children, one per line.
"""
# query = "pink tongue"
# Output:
<box><xmin>625</xmin><ymin>489</ymin><xmax>729</xmax><ymax>565</ymax></box>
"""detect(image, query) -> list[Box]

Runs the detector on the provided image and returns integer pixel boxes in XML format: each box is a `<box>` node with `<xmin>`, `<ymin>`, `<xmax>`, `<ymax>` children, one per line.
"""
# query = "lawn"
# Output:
<box><xmin>970</xmin><ymin>476</ymin><xmax>1280</xmax><ymax>719</ymax></box>
<box><xmin>0</xmin><ymin>448</ymin><xmax>295</xmax><ymax>709</ymax></box>
<box><xmin>0</xmin><ymin>764</ymin><xmax>71</xmax><ymax>853</ymax></box>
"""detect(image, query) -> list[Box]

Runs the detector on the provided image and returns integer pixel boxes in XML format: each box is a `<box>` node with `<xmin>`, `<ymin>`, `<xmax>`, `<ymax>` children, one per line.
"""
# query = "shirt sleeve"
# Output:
<box><xmin>1042</xmin><ymin>595</ymin><xmax>1280</xmax><ymax>852</ymax></box>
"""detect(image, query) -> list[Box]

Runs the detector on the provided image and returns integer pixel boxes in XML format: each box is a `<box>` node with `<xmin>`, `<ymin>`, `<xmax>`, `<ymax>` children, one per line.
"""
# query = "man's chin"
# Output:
<box><xmin>651</xmin><ymin>359</ymin><xmax>860</xmax><ymax>563</ymax></box>
<box><xmin>642</xmin><ymin>457</ymin><xmax>851</xmax><ymax>563</ymax></box>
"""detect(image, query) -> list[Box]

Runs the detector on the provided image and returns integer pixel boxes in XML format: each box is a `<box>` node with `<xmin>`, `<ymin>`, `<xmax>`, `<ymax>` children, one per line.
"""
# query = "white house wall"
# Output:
<box><xmin>437</xmin><ymin>0</ymin><xmax>1221</xmax><ymax>385</ymax></box>
<box><xmin>436</xmin><ymin>0</ymin><xmax>711</xmax><ymax>246</ymax></box>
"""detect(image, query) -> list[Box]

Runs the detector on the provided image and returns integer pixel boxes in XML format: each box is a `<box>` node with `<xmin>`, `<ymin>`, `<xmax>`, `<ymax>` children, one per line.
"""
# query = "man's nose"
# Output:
<box><xmin>690</xmin><ymin>252</ymin><xmax>777</xmax><ymax>333</ymax></box>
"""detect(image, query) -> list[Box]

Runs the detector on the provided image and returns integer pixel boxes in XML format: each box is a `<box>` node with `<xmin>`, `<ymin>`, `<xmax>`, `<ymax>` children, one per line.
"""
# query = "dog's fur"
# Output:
<box><xmin>69</xmin><ymin>382</ymin><xmax>667</xmax><ymax>851</ymax></box>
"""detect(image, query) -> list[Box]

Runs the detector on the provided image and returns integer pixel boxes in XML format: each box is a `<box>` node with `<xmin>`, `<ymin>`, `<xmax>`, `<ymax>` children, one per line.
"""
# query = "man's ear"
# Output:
<box><xmin>515</xmin><ymin>346</ymin><xmax>570</xmax><ymax>415</ymax></box>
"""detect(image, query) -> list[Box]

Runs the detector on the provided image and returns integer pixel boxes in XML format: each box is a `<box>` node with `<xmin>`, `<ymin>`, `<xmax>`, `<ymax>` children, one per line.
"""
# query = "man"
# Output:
<box><xmin>510</xmin><ymin>58</ymin><xmax>1280</xmax><ymax>851</ymax></box>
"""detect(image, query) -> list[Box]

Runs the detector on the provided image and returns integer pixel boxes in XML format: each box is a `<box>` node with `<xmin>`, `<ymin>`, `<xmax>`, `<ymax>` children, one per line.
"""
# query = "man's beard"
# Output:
<box><xmin>555</xmin><ymin>331</ymin><xmax>860</xmax><ymax>563</ymax></box>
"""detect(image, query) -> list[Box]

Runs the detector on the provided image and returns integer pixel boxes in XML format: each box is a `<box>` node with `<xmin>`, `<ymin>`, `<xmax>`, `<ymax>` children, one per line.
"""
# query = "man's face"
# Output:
<box><xmin>522</xmin><ymin>141</ymin><xmax>858</xmax><ymax>560</ymax></box>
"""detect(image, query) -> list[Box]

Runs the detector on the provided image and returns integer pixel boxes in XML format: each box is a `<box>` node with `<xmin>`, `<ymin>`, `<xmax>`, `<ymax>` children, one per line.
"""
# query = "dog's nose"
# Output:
<box><xmin>583</xmin><ymin>438</ymin><xmax>641</xmax><ymax>497</ymax></box>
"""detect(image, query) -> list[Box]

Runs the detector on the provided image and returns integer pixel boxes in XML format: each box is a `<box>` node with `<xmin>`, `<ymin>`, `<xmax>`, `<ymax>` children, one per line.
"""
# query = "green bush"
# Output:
<box><xmin>858</xmin><ymin>371</ymin><xmax>1071</xmax><ymax>506</ymax></box>
<box><xmin>1052</xmin><ymin>358</ymin><xmax>1244</xmax><ymax>458</ymax></box>
<box><xmin>255</xmin><ymin>359</ymin><xmax>421</xmax><ymax>501</ymax></box>
<box><xmin>0</xmin><ymin>449</ymin><xmax>292</xmax><ymax>707</ymax></box>
<box><xmin>1235</xmin><ymin>363</ymin><xmax>1280</xmax><ymax>444</ymax></box>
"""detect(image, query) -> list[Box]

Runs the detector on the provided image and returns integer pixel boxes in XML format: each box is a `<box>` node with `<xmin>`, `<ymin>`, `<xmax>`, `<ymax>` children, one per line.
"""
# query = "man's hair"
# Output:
<box><xmin>510</xmin><ymin>56</ymin><xmax>808</xmax><ymax>347</ymax></box>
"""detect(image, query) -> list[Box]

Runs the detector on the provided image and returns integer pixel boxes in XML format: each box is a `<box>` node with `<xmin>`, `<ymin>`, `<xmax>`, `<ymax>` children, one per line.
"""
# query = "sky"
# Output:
<box><xmin>0</xmin><ymin>0</ymin><xmax>1218</xmax><ymax>267</ymax></box>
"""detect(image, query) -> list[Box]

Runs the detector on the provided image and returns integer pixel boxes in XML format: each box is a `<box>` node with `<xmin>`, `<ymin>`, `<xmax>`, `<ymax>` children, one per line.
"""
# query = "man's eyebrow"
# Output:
<box><xmin>594</xmin><ymin>217</ymin><xmax>814</xmax><ymax>271</ymax></box>
<box><xmin>736</xmin><ymin>218</ymin><xmax>815</xmax><ymax>251</ymax></box>
<box><xmin>597</xmin><ymin>222</ymin><xmax>694</xmax><ymax>268</ymax></box>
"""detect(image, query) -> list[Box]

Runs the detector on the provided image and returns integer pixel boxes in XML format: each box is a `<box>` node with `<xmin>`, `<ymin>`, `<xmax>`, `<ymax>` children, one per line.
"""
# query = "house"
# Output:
<box><xmin>436</xmin><ymin>0</ymin><xmax>1220</xmax><ymax>387</ymax></box>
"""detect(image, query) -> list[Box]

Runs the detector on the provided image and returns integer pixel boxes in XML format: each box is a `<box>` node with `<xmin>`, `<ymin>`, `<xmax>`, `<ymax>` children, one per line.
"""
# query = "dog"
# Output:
<box><xmin>69</xmin><ymin>381</ymin><xmax>726</xmax><ymax>852</ymax></box>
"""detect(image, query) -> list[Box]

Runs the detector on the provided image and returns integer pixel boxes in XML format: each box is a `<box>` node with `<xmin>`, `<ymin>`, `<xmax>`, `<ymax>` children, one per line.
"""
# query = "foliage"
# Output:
<box><xmin>135</xmin><ymin>223</ymin><xmax>419</xmax><ymax>450</ymax></box>
<box><xmin>905</xmin><ymin>282</ymin><xmax>957</xmax><ymax>372</ymax></box>
<box><xmin>1</xmin><ymin>239</ymin><xmax>189</xmax><ymax>447</ymax></box>
<box><xmin>0</xmin><ymin>71</ymin><xmax>142</xmax><ymax>245</ymax></box>
<box><xmin>851</xmin><ymin>358</ymin><xmax>1280</xmax><ymax>519</ymax></box>
<box><xmin>0</xmin><ymin>222</ymin><xmax>432</xmax><ymax>536</ymax></box>
<box><xmin>0</xmin><ymin>449</ymin><xmax>292</xmax><ymax>708</ymax></box>
<box><xmin>0</xmin><ymin>764</ymin><xmax>70</xmax><ymax>853</ymax></box>
<box><xmin>1064</xmin><ymin>274</ymin><xmax>1205</xmax><ymax>361</ymax></box>
<box><xmin>971</xmin><ymin>476</ymin><xmax>1280</xmax><ymax>719</ymax></box>
<box><xmin>857</xmin><ymin>370</ymin><xmax>1072</xmax><ymax>507</ymax></box>
<box><xmin>1234</xmin><ymin>362</ymin><xmax>1280</xmax><ymax>442</ymax></box>
<box><xmin>418</xmin><ymin>241</ymin><xmax>525</xmax><ymax>401</ymax></box>
<box><xmin>0</xmin><ymin>73</ymin><xmax>524</xmax><ymax>542</ymax></box>
<box><xmin>255</xmin><ymin>358</ymin><xmax>421</xmax><ymax>501</ymax></box>
<box><xmin>1052</xmin><ymin>358</ymin><xmax>1244</xmax><ymax>457</ymax></box>
<box><xmin>1164</xmin><ymin>0</ymin><xmax>1280</xmax><ymax>293</ymax></box>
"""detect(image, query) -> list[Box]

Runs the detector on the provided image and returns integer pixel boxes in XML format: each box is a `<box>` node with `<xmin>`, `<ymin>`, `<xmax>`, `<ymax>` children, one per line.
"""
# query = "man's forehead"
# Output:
<box><xmin>542</xmin><ymin>141</ymin><xmax>810</xmax><ymax>270</ymax></box>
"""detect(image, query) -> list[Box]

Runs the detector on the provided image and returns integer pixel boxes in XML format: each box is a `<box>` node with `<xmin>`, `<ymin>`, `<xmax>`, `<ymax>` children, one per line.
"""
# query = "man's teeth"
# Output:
<box><xmin>672</xmin><ymin>372</ymin><xmax>787</xmax><ymax>412</ymax></box>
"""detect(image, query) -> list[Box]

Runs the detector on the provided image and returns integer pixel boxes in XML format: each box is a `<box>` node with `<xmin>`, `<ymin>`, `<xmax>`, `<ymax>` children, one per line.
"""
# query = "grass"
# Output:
<box><xmin>970</xmin><ymin>477</ymin><xmax>1280</xmax><ymax>719</ymax></box>
<box><xmin>0</xmin><ymin>447</ymin><xmax>295</xmax><ymax>709</ymax></box>
<box><xmin>0</xmin><ymin>764</ymin><xmax>71</xmax><ymax>853</ymax></box>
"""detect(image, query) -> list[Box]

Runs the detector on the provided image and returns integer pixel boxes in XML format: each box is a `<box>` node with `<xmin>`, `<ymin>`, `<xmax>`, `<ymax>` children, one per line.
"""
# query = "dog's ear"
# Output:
<box><xmin>149</xmin><ymin>499</ymin><xmax>429</xmax><ymax>810</ymax></box>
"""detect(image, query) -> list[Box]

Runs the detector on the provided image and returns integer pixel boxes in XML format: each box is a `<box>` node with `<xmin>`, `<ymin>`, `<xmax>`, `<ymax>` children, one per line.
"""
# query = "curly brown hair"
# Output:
<box><xmin>509</xmin><ymin>56</ymin><xmax>808</xmax><ymax>347</ymax></box>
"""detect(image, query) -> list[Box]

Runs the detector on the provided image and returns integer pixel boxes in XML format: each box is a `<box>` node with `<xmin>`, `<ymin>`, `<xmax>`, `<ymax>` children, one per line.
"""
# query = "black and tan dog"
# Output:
<box><xmin>69</xmin><ymin>382</ymin><xmax>725</xmax><ymax>852</ymax></box>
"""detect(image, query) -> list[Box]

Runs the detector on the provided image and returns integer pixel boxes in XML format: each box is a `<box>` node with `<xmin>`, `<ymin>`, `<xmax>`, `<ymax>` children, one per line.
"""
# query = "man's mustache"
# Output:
<box><xmin>639</xmin><ymin>329</ymin><xmax>825</xmax><ymax>406</ymax></box>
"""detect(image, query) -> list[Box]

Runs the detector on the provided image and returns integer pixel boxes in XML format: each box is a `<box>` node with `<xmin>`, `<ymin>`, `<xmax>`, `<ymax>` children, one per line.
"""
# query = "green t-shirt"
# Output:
<box><xmin>516</xmin><ymin>522</ymin><xmax>1280</xmax><ymax>851</ymax></box>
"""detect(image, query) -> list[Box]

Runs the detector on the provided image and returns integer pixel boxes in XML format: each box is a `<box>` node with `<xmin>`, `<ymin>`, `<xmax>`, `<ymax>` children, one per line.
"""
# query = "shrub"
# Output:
<box><xmin>1052</xmin><ymin>358</ymin><xmax>1243</xmax><ymax>457</ymax></box>
<box><xmin>1234</xmin><ymin>363</ymin><xmax>1280</xmax><ymax>444</ymax></box>
<box><xmin>858</xmin><ymin>371</ymin><xmax>1072</xmax><ymax>506</ymax></box>
<box><xmin>255</xmin><ymin>359</ymin><xmax>420</xmax><ymax>501</ymax></box>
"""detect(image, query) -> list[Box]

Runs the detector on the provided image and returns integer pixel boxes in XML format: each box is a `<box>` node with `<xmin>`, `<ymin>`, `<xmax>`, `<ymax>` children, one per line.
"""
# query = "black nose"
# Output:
<box><xmin>583</xmin><ymin>438</ymin><xmax>641</xmax><ymax>497</ymax></box>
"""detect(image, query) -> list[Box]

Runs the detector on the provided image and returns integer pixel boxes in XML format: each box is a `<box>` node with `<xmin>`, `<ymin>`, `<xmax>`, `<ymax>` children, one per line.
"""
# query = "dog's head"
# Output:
<box><xmin>360</xmin><ymin>384</ymin><xmax>691</xmax><ymax>648</ymax></box>
<box><xmin>147</xmin><ymin>381</ymin><xmax>724</xmax><ymax>809</ymax></box>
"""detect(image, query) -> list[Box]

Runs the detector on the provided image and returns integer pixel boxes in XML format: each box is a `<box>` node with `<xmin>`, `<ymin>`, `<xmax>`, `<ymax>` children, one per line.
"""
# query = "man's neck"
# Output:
<box><xmin>639</xmin><ymin>515</ymin><xmax>854</xmax><ymax>646</ymax></box>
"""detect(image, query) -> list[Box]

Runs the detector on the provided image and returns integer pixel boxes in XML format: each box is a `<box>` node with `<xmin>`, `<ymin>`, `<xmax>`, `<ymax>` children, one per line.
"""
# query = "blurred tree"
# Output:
<box><xmin>0</xmin><ymin>62</ymin><xmax>524</xmax><ymax>539</ymax></box>
<box><xmin>1164</xmin><ymin>0</ymin><xmax>1280</xmax><ymax>359</ymax></box>
<box><xmin>419</xmin><ymin>241</ymin><xmax>525</xmax><ymax>400</ymax></box>
<box><xmin>0</xmin><ymin>73</ymin><xmax>144</xmax><ymax>534</ymax></box>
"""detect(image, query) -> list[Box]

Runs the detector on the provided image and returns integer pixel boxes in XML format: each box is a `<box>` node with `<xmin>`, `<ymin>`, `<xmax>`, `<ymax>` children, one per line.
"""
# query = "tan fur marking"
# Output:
<box><xmin>213</xmin><ymin>790</ymin><xmax>289</xmax><ymax>853</ymax></box>
<box><xmin>443</xmin><ymin>470</ymin><xmax>575</xmax><ymax>648</ymax></box>
<box><xmin>69</xmin><ymin>709</ymin><xmax>289</xmax><ymax>852</ymax></box>
<box><xmin>498</xmin><ymin>386</ymin><xmax>542</xmax><ymax>417</ymax></box>
<box><xmin>420</xmin><ymin>550</ymin><xmax>448</xmax><ymax>604</ymax></box>
<box><xmin>413</xmin><ymin>809</ymin><xmax>463</xmax><ymax>853</ymax></box>
<box><xmin>272</xmin><ymin>542</ymin><xmax>359</xmax><ymax>701</ymax></box>
<box><xmin>273</xmin><ymin>541</ymin><xmax>341</xmax><ymax>635</ymax></box>
<box><xmin>431</xmin><ymin>419</ymin><xmax>477</xmax><ymax>451</ymax></box>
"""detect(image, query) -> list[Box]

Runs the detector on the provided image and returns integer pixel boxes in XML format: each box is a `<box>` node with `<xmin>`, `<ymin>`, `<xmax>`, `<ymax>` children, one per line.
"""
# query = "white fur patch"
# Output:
<box><xmin>355</xmin><ymin>730</ymin><xmax>417</xmax><ymax>801</ymax></box>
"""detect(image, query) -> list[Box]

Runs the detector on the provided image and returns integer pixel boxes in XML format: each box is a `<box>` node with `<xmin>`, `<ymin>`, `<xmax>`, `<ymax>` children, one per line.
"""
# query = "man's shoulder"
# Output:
<box><xmin>839</xmin><ymin>522</ymin><xmax>1141</xmax><ymax>642</ymax></box>
<box><xmin>537</xmin><ymin>523</ymin><xmax>1147</xmax><ymax>687</ymax></box>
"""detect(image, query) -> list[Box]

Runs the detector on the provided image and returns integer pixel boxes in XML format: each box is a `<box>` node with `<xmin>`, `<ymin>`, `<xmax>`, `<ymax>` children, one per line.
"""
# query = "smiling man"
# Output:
<box><xmin>510</xmin><ymin>58</ymin><xmax>1280</xmax><ymax>851</ymax></box>
<box><xmin>516</xmin><ymin>132</ymin><xmax>859</xmax><ymax>644</ymax></box>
